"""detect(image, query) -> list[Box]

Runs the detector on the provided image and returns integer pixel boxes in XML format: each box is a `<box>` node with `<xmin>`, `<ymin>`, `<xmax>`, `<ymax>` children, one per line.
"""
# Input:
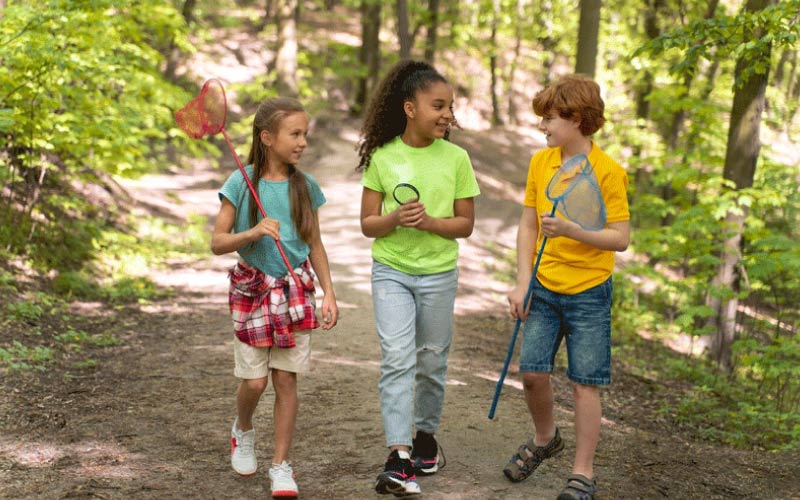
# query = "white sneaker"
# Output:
<box><xmin>230</xmin><ymin>418</ymin><xmax>257</xmax><ymax>476</ymax></box>
<box><xmin>269</xmin><ymin>461</ymin><xmax>298</xmax><ymax>498</ymax></box>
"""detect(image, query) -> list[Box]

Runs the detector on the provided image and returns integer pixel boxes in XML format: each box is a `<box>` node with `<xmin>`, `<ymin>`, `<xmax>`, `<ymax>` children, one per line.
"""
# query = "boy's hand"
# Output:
<box><xmin>320</xmin><ymin>294</ymin><xmax>339</xmax><ymax>330</ymax></box>
<box><xmin>507</xmin><ymin>284</ymin><xmax>531</xmax><ymax>320</ymax></box>
<box><xmin>250</xmin><ymin>217</ymin><xmax>281</xmax><ymax>241</ymax></box>
<box><xmin>540</xmin><ymin>213</ymin><xmax>575</xmax><ymax>239</ymax></box>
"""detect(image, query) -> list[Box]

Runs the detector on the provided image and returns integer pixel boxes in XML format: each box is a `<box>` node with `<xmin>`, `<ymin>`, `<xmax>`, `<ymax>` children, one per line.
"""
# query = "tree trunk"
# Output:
<box><xmin>353</xmin><ymin>0</ymin><xmax>381</xmax><ymax>116</ymax></box>
<box><xmin>708</xmin><ymin>0</ymin><xmax>774</xmax><ymax>371</ymax></box>
<box><xmin>489</xmin><ymin>0</ymin><xmax>503</xmax><ymax>126</ymax></box>
<box><xmin>423</xmin><ymin>0</ymin><xmax>439</xmax><ymax>63</ymax></box>
<box><xmin>506</xmin><ymin>0</ymin><xmax>524</xmax><ymax>125</ymax></box>
<box><xmin>181</xmin><ymin>0</ymin><xmax>197</xmax><ymax>23</ymax></box>
<box><xmin>575</xmin><ymin>0</ymin><xmax>601</xmax><ymax>77</ymax></box>
<box><xmin>275</xmin><ymin>0</ymin><xmax>299</xmax><ymax>96</ymax></box>
<box><xmin>164</xmin><ymin>0</ymin><xmax>198</xmax><ymax>82</ymax></box>
<box><xmin>396</xmin><ymin>0</ymin><xmax>411</xmax><ymax>59</ymax></box>
<box><xmin>660</xmin><ymin>0</ymin><xmax>718</xmax><ymax>225</ymax></box>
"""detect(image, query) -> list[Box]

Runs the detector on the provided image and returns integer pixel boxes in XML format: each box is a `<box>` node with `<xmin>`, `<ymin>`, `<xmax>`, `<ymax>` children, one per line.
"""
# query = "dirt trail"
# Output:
<box><xmin>2</xmin><ymin>12</ymin><xmax>799</xmax><ymax>497</ymax></box>
<box><xmin>1</xmin><ymin>118</ymin><xmax>798</xmax><ymax>499</ymax></box>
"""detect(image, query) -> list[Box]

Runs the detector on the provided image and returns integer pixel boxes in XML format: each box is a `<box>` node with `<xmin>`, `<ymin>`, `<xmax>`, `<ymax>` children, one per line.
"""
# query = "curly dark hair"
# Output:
<box><xmin>356</xmin><ymin>60</ymin><xmax>450</xmax><ymax>171</ymax></box>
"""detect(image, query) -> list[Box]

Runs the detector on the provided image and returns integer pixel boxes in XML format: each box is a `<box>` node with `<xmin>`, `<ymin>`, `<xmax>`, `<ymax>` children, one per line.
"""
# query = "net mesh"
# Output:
<box><xmin>174</xmin><ymin>79</ymin><xmax>227</xmax><ymax>139</ymax></box>
<box><xmin>545</xmin><ymin>153</ymin><xmax>606</xmax><ymax>231</ymax></box>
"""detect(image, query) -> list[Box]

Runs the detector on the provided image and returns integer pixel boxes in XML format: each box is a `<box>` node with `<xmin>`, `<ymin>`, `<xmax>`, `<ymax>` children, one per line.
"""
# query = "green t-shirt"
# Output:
<box><xmin>361</xmin><ymin>136</ymin><xmax>481</xmax><ymax>275</ymax></box>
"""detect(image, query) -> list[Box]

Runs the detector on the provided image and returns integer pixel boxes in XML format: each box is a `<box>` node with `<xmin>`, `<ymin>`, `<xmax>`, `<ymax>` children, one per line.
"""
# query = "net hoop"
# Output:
<box><xmin>174</xmin><ymin>78</ymin><xmax>228</xmax><ymax>139</ymax></box>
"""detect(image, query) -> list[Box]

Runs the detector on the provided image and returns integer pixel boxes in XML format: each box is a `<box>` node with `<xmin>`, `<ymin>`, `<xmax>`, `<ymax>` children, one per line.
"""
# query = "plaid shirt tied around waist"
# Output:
<box><xmin>228</xmin><ymin>260</ymin><xmax>319</xmax><ymax>348</ymax></box>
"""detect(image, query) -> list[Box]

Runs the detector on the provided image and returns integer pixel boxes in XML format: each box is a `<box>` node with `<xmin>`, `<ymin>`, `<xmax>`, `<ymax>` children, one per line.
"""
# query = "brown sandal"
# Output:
<box><xmin>502</xmin><ymin>427</ymin><xmax>564</xmax><ymax>482</ymax></box>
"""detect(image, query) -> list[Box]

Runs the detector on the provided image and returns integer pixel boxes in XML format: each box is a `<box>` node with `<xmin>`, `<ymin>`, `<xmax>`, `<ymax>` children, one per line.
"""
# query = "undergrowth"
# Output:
<box><xmin>0</xmin><ymin>212</ymin><xmax>208</xmax><ymax>375</ymax></box>
<box><xmin>613</xmin><ymin>274</ymin><xmax>800</xmax><ymax>451</ymax></box>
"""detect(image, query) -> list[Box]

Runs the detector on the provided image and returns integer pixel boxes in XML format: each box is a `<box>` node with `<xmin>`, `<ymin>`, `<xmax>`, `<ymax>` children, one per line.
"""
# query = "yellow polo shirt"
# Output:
<box><xmin>523</xmin><ymin>143</ymin><xmax>629</xmax><ymax>294</ymax></box>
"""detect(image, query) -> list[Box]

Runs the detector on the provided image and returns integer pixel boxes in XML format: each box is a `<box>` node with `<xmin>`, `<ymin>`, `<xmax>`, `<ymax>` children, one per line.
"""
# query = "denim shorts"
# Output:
<box><xmin>519</xmin><ymin>277</ymin><xmax>612</xmax><ymax>386</ymax></box>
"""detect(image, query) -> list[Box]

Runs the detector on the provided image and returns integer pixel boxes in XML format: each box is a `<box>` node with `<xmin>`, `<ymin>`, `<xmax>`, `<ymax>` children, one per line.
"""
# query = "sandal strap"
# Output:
<box><xmin>565</xmin><ymin>474</ymin><xmax>596</xmax><ymax>494</ymax></box>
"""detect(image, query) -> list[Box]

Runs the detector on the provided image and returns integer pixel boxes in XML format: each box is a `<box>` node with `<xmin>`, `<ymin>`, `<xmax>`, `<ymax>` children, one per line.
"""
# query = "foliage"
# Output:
<box><xmin>613</xmin><ymin>275</ymin><xmax>800</xmax><ymax>450</ymax></box>
<box><xmin>634</xmin><ymin>0</ymin><xmax>800</xmax><ymax>85</ymax></box>
<box><xmin>0</xmin><ymin>0</ymin><xmax>210</xmax><ymax>276</ymax></box>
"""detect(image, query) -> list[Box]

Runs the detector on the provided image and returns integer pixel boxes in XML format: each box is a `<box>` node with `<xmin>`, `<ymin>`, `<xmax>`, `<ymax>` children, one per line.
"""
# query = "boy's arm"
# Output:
<box><xmin>210</xmin><ymin>198</ymin><xmax>280</xmax><ymax>255</ymax></box>
<box><xmin>307</xmin><ymin>211</ymin><xmax>339</xmax><ymax>330</ymax></box>
<box><xmin>508</xmin><ymin>206</ymin><xmax>538</xmax><ymax>319</ymax></box>
<box><xmin>539</xmin><ymin>215</ymin><xmax>630</xmax><ymax>251</ymax></box>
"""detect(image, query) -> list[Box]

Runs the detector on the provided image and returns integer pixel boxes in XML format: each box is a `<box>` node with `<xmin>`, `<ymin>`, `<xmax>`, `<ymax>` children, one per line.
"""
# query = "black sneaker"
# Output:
<box><xmin>411</xmin><ymin>431</ymin><xmax>444</xmax><ymax>476</ymax></box>
<box><xmin>375</xmin><ymin>450</ymin><xmax>421</xmax><ymax>496</ymax></box>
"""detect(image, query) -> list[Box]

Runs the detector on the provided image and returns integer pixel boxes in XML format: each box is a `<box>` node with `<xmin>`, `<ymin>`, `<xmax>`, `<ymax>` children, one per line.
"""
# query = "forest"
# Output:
<box><xmin>1</xmin><ymin>0</ymin><xmax>800</xmax><ymax>498</ymax></box>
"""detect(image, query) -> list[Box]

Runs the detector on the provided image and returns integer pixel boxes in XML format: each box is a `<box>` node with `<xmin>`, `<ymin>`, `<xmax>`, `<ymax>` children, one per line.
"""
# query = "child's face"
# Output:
<box><xmin>405</xmin><ymin>81</ymin><xmax>455</xmax><ymax>140</ymax></box>
<box><xmin>261</xmin><ymin>112</ymin><xmax>309</xmax><ymax>166</ymax></box>
<box><xmin>538</xmin><ymin>111</ymin><xmax>582</xmax><ymax>149</ymax></box>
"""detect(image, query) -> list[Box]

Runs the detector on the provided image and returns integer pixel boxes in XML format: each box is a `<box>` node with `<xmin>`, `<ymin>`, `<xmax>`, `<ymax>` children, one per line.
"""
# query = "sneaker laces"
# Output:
<box><xmin>271</xmin><ymin>461</ymin><xmax>293</xmax><ymax>479</ymax></box>
<box><xmin>236</xmin><ymin>430</ymin><xmax>255</xmax><ymax>456</ymax></box>
<box><xmin>437</xmin><ymin>441</ymin><xmax>447</xmax><ymax>471</ymax></box>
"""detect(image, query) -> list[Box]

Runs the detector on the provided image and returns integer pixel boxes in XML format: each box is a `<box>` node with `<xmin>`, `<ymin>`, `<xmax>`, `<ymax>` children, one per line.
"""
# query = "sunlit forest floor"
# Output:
<box><xmin>2</xmin><ymin>7</ymin><xmax>799</xmax><ymax>500</ymax></box>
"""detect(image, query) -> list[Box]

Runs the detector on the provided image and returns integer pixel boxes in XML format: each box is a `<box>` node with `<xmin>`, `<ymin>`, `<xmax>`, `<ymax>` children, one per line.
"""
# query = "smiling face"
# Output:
<box><xmin>403</xmin><ymin>80</ymin><xmax>455</xmax><ymax>146</ymax></box>
<box><xmin>261</xmin><ymin>112</ymin><xmax>309</xmax><ymax>166</ymax></box>
<box><xmin>538</xmin><ymin>111</ymin><xmax>583</xmax><ymax>150</ymax></box>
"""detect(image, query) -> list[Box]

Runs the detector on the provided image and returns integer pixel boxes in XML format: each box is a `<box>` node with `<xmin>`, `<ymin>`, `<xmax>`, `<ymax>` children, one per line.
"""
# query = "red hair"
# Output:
<box><xmin>532</xmin><ymin>74</ymin><xmax>605</xmax><ymax>136</ymax></box>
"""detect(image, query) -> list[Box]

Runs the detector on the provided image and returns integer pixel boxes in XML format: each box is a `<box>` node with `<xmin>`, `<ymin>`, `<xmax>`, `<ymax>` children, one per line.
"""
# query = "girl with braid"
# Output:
<box><xmin>357</xmin><ymin>60</ymin><xmax>480</xmax><ymax>496</ymax></box>
<box><xmin>212</xmin><ymin>97</ymin><xmax>339</xmax><ymax>498</ymax></box>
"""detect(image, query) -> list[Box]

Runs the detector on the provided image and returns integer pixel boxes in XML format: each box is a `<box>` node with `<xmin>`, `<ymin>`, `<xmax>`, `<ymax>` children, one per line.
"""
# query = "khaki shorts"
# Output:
<box><xmin>233</xmin><ymin>332</ymin><xmax>312</xmax><ymax>378</ymax></box>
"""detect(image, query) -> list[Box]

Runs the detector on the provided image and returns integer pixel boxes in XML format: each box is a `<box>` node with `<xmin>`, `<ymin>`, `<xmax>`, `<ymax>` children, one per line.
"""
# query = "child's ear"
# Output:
<box><xmin>260</xmin><ymin>130</ymin><xmax>271</xmax><ymax>147</ymax></box>
<box><xmin>403</xmin><ymin>100</ymin><xmax>415</xmax><ymax>119</ymax></box>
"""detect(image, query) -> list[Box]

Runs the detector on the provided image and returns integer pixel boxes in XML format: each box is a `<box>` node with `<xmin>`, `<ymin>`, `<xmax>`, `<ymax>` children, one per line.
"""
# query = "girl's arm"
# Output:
<box><xmin>211</xmin><ymin>198</ymin><xmax>280</xmax><ymax>255</ymax></box>
<box><xmin>360</xmin><ymin>187</ymin><xmax>475</xmax><ymax>239</ymax></box>
<box><xmin>360</xmin><ymin>187</ymin><xmax>402</xmax><ymax>238</ymax></box>
<box><xmin>539</xmin><ymin>215</ymin><xmax>630</xmax><ymax>252</ymax></box>
<box><xmin>417</xmin><ymin>197</ymin><xmax>475</xmax><ymax>239</ymax></box>
<box><xmin>508</xmin><ymin>206</ymin><xmax>538</xmax><ymax>319</ymax></box>
<box><xmin>307</xmin><ymin>211</ymin><xmax>339</xmax><ymax>330</ymax></box>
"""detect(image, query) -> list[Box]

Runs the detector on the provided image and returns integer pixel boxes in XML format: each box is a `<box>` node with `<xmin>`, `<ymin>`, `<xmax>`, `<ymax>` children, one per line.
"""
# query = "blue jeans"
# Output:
<box><xmin>520</xmin><ymin>277</ymin><xmax>613</xmax><ymax>386</ymax></box>
<box><xmin>371</xmin><ymin>261</ymin><xmax>458</xmax><ymax>448</ymax></box>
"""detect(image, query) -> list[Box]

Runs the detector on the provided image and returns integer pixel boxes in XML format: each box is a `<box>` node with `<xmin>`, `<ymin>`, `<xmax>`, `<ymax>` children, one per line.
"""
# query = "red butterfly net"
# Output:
<box><xmin>175</xmin><ymin>79</ymin><xmax>303</xmax><ymax>290</ymax></box>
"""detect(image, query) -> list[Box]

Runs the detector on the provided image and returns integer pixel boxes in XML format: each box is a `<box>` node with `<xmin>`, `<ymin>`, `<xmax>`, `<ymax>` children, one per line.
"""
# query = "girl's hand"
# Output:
<box><xmin>540</xmin><ymin>213</ymin><xmax>575</xmax><ymax>239</ymax></box>
<box><xmin>395</xmin><ymin>201</ymin><xmax>426</xmax><ymax>228</ymax></box>
<box><xmin>507</xmin><ymin>283</ymin><xmax>530</xmax><ymax>319</ymax></box>
<box><xmin>320</xmin><ymin>294</ymin><xmax>339</xmax><ymax>330</ymax></box>
<box><xmin>249</xmin><ymin>217</ymin><xmax>281</xmax><ymax>241</ymax></box>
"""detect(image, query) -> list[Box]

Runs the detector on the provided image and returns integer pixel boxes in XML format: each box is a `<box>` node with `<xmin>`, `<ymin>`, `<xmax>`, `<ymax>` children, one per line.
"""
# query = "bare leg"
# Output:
<box><xmin>236</xmin><ymin>377</ymin><xmax>268</xmax><ymax>431</ymax></box>
<box><xmin>522</xmin><ymin>372</ymin><xmax>557</xmax><ymax>446</ymax></box>
<box><xmin>271</xmin><ymin>369</ymin><xmax>298</xmax><ymax>464</ymax></box>
<box><xmin>572</xmin><ymin>383</ymin><xmax>601</xmax><ymax>478</ymax></box>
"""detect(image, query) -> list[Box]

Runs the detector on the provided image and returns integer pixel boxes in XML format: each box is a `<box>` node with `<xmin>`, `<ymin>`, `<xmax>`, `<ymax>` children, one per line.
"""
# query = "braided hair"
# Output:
<box><xmin>245</xmin><ymin>97</ymin><xmax>315</xmax><ymax>243</ymax></box>
<box><xmin>356</xmin><ymin>60</ymin><xmax>451</xmax><ymax>171</ymax></box>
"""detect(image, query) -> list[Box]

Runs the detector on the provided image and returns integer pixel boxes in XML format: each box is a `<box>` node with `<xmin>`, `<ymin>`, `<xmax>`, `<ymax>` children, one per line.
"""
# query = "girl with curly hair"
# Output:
<box><xmin>357</xmin><ymin>60</ymin><xmax>480</xmax><ymax>497</ymax></box>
